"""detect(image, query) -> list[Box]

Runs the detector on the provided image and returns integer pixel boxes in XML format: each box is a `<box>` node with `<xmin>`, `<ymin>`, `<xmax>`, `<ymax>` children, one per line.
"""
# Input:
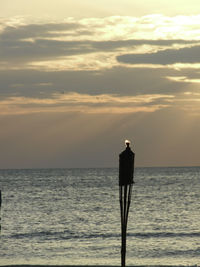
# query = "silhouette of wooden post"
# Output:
<box><xmin>119</xmin><ymin>140</ymin><xmax>135</xmax><ymax>267</ymax></box>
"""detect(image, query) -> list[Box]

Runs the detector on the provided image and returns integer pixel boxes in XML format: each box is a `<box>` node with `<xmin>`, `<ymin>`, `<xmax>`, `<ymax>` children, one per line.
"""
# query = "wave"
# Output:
<box><xmin>129</xmin><ymin>232</ymin><xmax>200</xmax><ymax>238</ymax></box>
<box><xmin>9</xmin><ymin>231</ymin><xmax>200</xmax><ymax>240</ymax></box>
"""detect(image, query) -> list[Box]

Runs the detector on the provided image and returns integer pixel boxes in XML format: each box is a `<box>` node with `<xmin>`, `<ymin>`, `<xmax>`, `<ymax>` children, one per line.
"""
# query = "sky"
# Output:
<box><xmin>1</xmin><ymin>1</ymin><xmax>200</xmax><ymax>168</ymax></box>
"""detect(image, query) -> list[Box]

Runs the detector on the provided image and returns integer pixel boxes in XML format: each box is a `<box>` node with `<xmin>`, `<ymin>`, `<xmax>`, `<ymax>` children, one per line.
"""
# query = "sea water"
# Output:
<box><xmin>0</xmin><ymin>167</ymin><xmax>199</xmax><ymax>266</ymax></box>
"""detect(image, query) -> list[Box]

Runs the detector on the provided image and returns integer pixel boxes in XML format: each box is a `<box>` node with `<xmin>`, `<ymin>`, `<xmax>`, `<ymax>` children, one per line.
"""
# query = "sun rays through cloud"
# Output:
<box><xmin>1</xmin><ymin>9</ymin><xmax>200</xmax><ymax>167</ymax></box>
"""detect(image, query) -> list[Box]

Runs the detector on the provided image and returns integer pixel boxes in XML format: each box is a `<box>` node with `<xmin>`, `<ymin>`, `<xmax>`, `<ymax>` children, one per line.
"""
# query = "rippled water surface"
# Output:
<box><xmin>0</xmin><ymin>167</ymin><xmax>199</xmax><ymax>266</ymax></box>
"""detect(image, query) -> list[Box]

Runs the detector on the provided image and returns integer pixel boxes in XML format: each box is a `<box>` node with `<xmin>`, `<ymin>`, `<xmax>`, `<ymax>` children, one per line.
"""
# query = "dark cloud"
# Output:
<box><xmin>0</xmin><ymin>66</ymin><xmax>192</xmax><ymax>98</ymax></box>
<box><xmin>0</xmin><ymin>22</ymin><xmax>200</xmax><ymax>63</ymax></box>
<box><xmin>1</xmin><ymin>38</ymin><xmax>199</xmax><ymax>63</ymax></box>
<box><xmin>117</xmin><ymin>45</ymin><xmax>200</xmax><ymax>65</ymax></box>
<box><xmin>1</xmin><ymin>23</ymin><xmax>82</xmax><ymax>40</ymax></box>
<box><xmin>2</xmin><ymin>22</ymin><xmax>199</xmax><ymax>46</ymax></box>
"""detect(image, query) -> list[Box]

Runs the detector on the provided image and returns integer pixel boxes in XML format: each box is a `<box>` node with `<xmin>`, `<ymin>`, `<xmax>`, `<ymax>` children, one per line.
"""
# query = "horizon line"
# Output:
<box><xmin>0</xmin><ymin>165</ymin><xmax>200</xmax><ymax>171</ymax></box>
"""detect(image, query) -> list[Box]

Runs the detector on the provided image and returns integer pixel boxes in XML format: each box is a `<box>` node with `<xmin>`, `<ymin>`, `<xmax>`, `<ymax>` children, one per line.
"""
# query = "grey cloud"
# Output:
<box><xmin>0</xmin><ymin>22</ymin><xmax>200</xmax><ymax>63</ymax></box>
<box><xmin>1</xmin><ymin>23</ymin><xmax>199</xmax><ymax>45</ymax></box>
<box><xmin>0</xmin><ymin>66</ymin><xmax>192</xmax><ymax>99</ymax></box>
<box><xmin>1</xmin><ymin>23</ymin><xmax>82</xmax><ymax>40</ymax></box>
<box><xmin>117</xmin><ymin>45</ymin><xmax>200</xmax><ymax>65</ymax></box>
<box><xmin>1</xmin><ymin>39</ymin><xmax>200</xmax><ymax>64</ymax></box>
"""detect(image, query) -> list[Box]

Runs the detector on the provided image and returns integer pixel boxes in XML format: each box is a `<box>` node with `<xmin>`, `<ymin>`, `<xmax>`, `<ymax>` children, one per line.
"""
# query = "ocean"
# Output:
<box><xmin>0</xmin><ymin>167</ymin><xmax>199</xmax><ymax>266</ymax></box>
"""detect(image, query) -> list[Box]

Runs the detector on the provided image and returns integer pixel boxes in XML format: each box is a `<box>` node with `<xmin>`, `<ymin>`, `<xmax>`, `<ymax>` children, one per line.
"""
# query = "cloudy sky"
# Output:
<box><xmin>1</xmin><ymin>0</ymin><xmax>200</xmax><ymax>168</ymax></box>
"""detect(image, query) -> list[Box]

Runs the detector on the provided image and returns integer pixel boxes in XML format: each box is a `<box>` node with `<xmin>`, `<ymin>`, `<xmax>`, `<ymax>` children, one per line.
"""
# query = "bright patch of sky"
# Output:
<box><xmin>1</xmin><ymin>0</ymin><xmax>200</xmax><ymax>18</ymax></box>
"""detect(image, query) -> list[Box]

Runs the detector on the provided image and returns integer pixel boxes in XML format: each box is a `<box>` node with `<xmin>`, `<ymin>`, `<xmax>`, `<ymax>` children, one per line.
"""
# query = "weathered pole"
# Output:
<box><xmin>119</xmin><ymin>140</ymin><xmax>135</xmax><ymax>267</ymax></box>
